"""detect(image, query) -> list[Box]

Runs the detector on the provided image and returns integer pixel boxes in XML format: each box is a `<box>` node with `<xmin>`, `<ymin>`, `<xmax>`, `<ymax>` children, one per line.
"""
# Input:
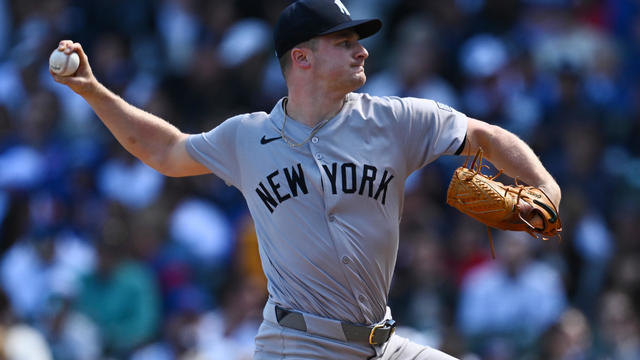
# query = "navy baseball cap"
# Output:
<box><xmin>274</xmin><ymin>0</ymin><xmax>382</xmax><ymax>58</ymax></box>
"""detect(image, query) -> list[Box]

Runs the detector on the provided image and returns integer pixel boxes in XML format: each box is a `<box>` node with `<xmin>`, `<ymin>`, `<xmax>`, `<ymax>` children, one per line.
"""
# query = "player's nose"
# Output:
<box><xmin>355</xmin><ymin>43</ymin><xmax>369</xmax><ymax>60</ymax></box>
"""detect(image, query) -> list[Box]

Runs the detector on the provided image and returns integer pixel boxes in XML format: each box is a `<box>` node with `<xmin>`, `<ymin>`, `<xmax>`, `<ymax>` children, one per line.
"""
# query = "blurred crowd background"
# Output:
<box><xmin>1</xmin><ymin>0</ymin><xmax>639</xmax><ymax>359</ymax></box>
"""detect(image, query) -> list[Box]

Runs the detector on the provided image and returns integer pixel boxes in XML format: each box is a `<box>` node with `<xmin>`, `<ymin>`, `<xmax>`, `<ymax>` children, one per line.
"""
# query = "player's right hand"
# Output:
<box><xmin>50</xmin><ymin>40</ymin><xmax>97</xmax><ymax>96</ymax></box>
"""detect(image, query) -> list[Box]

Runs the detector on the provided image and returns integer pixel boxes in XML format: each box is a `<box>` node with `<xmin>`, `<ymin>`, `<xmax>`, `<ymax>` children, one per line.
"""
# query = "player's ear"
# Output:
<box><xmin>291</xmin><ymin>48</ymin><xmax>311</xmax><ymax>69</ymax></box>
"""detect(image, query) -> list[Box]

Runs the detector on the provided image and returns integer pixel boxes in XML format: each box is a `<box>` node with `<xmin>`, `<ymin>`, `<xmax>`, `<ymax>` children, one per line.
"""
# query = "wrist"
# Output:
<box><xmin>79</xmin><ymin>79</ymin><xmax>107</xmax><ymax>100</ymax></box>
<box><xmin>538</xmin><ymin>183</ymin><xmax>561</xmax><ymax>209</ymax></box>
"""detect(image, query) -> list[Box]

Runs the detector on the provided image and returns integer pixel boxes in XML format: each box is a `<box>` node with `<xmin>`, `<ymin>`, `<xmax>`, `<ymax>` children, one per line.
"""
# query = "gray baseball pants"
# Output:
<box><xmin>254</xmin><ymin>301</ymin><xmax>458</xmax><ymax>359</ymax></box>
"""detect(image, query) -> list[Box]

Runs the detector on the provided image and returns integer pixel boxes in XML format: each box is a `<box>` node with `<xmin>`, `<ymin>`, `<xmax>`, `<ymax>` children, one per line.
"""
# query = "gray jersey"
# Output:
<box><xmin>187</xmin><ymin>92</ymin><xmax>466</xmax><ymax>325</ymax></box>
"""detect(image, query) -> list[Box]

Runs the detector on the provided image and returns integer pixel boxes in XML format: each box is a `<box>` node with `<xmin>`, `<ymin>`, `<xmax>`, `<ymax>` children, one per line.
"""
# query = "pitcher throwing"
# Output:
<box><xmin>51</xmin><ymin>0</ymin><xmax>560</xmax><ymax>358</ymax></box>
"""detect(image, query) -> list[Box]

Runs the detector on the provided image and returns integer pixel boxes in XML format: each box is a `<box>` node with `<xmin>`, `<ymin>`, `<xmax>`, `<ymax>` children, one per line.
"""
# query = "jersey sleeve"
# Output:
<box><xmin>392</xmin><ymin>97</ymin><xmax>467</xmax><ymax>173</ymax></box>
<box><xmin>186</xmin><ymin>116</ymin><xmax>242</xmax><ymax>188</ymax></box>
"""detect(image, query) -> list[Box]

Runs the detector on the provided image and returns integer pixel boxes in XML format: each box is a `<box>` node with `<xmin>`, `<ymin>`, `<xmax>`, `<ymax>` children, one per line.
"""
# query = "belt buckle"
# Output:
<box><xmin>368</xmin><ymin>319</ymin><xmax>396</xmax><ymax>345</ymax></box>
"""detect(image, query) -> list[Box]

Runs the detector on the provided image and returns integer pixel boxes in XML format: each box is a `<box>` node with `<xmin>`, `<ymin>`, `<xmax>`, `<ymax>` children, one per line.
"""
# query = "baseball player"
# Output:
<box><xmin>52</xmin><ymin>0</ymin><xmax>561</xmax><ymax>359</ymax></box>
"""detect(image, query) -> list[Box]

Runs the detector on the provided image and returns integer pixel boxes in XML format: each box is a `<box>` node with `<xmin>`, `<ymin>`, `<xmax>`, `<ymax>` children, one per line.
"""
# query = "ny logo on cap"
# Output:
<box><xmin>334</xmin><ymin>0</ymin><xmax>350</xmax><ymax>16</ymax></box>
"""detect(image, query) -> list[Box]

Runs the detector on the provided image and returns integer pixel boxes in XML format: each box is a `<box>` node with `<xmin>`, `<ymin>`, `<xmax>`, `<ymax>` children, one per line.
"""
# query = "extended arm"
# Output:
<box><xmin>51</xmin><ymin>40</ymin><xmax>210</xmax><ymax>177</ymax></box>
<box><xmin>462</xmin><ymin>118</ymin><xmax>561</xmax><ymax>208</ymax></box>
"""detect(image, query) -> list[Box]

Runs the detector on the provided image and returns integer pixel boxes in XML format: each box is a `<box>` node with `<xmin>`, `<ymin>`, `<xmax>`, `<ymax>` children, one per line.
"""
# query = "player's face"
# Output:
<box><xmin>312</xmin><ymin>30</ymin><xmax>369</xmax><ymax>93</ymax></box>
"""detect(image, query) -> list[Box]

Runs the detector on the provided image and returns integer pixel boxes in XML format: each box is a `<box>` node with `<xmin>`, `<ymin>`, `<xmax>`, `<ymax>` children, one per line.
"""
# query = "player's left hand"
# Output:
<box><xmin>517</xmin><ymin>200</ymin><xmax>544</xmax><ymax>230</ymax></box>
<box><xmin>446</xmin><ymin>147</ymin><xmax>562</xmax><ymax>244</ymax></box>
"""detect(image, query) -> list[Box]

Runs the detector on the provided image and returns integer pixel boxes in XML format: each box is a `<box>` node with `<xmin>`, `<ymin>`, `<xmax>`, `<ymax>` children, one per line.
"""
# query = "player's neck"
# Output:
<box><xmin>285</xmin><ymin>91</ymin><xmax>347</xmax><ymax>127</ymax></box>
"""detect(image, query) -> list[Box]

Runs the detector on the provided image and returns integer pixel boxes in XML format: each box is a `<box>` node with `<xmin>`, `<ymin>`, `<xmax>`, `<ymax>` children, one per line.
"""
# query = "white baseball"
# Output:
<box><xmin>49</xmin><ymin>48</ymin><xmax>80</xmax><ymax>76</ymax></box>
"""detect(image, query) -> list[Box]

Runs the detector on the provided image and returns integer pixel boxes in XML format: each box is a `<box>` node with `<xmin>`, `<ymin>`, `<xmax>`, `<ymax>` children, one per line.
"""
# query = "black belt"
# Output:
<box><xmin>275</xmin><ymin>305</ymin><xmax>397</xmax><ymax>345</ymax></box>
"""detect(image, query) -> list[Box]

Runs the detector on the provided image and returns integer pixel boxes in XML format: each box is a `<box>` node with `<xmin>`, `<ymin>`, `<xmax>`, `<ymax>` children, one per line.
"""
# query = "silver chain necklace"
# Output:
<box><xmin>280</xmin><ymin>97</ymin><xmax>336</xmax><ymax>148</ymax></box>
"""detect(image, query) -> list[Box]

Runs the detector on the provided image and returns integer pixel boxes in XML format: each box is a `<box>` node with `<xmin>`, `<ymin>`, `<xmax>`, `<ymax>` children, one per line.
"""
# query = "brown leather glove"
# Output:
<box><xmin>447</xmin><ymin>148</ymin><xmax>562</xmax><ymax>258</ymax></box>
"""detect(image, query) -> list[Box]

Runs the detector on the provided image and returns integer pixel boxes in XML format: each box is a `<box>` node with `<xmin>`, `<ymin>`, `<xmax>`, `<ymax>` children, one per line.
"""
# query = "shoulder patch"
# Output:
<box><xmin>436</xmin><ymin>101</ymin><xmax>452</xmax><ymax>112</ymax></box>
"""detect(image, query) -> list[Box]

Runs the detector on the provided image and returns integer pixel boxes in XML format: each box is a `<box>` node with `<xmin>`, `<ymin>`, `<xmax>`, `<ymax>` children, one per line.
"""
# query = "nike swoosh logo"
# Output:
<box><xmin>260</xmin><ymin>135</ymin><xmax>282</xmax><ymax>145</ymax></box>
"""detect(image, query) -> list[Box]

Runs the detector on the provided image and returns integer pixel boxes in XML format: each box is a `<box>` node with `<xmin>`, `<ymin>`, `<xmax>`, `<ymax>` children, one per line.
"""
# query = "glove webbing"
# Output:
<box><xmin>465</xmin><ymin>148</ymin><xmax>499</xmax><ymax>259</ymax></box>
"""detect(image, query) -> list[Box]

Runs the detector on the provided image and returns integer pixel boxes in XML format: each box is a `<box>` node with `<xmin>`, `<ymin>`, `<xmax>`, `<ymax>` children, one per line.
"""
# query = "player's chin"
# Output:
<box><xmin>347</xmin><ymin>77</ymin><xmax>366</xmax><ymax>93</ymax></box>
<box><xmin>352</xmin><ymin>70</ymin><xmax>367</xmax><ymax>85</ymax></box>
<box><xmin>341</xmin><ymin>70</ymin><xmax>366</xmax><ymax>92</ymax></box>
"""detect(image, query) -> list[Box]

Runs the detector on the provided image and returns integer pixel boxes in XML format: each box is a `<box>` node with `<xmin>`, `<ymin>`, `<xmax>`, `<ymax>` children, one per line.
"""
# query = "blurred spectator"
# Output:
<box><xmin>572</xmin><ymin>207</ymin><xmax>614</xmax><ymax>319</ymax></box>
<box><xmin>391</xmin><ymin>227</ymin><xmax>456</xmax><ymax>348</ymax></box>
<box><xmin>97</xmin><ymin>147</ymin><xmax>165</xmax><ymax>210</ymax></box>
<box><xmin>169</xmin><ymin>196</ymin><xmax>234</xmax><ymax>268</ymax></box>
<box><xmin>73</xmin><ymin>216</ymin><xmax>160</xmax><ymax>357</ymax></box>
<box><xmin>90</xmin><ymin>34</ymin><xmax>135</xmax><ymax>94</ymax></box>
<box><xmin>0</xmin><ymin>61</ymin><xmax>27</xmax><ymax>115</ymax></box>
<box><xmin>458</xmin><ymin>33</ymin><xmax>509</xmax><ymax>122</ymax></box>
<box><xmin>192</xmin><ymin>275</ymin><xmax>266</xmax><ymax>359</ymax></box>
<box><xmin>217</xmin><ymin>18</ymin><xmax>271</xmax><ymax>69</ymax></box>
<box><xmin>0</xmin><ymin>287</ymin><xmax>53</xmax><ymax>360</ymax></box>
<box><xmin>538</xmin><ymin>307</ymin><xmax>593</xmax><ymax>360</ymax></box>
<box><xmin>362</xmin><ymin>15</ymin><xmax>459</xmax><ymax>108</ymax></box>
<box><xmin>446</xmin><ymin>218</ymin><xmax>492</xmax><ymax>287</ymax></box>
<box><xmin>594</xmin><ymin>290</ymin><xmax>640</xmax><ymax>359</ymax></box>
<box><xmin>156</xmin><ymin>0</ymin><xmax>204</xmax><ymax>75</ymax></box>
<box><xmin>0</xmin><ymin>90</ymin><xmax>60</xmax><ymax>191</ymax></box>
<box><xmin>131</xmin><ymin>275</ymin><xmax>265</xmax><ymax>360</ymax></box>
<box><xmin>457</xmin><ymin>231</ymin><xmax>567</xmax><ymax>357</ymax></box>
<box><xmin>609</xmin><ymin>253</ymin><xmax>640</xmax><ymax>310</ymax></box>
<box><xmin>47</xmin><ymin>306</ymin><xmax>102</xmax><ymax>360</ymax></box>
<box><xmin>0</xmin><ymin>232</ymin><xmax>94</xmax><ymax>321</ymax></box>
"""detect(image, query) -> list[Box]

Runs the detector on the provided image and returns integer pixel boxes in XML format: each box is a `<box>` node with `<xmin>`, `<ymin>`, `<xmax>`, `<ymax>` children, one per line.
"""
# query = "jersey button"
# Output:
<box><xmin>341</xmin><ymin>256</ymin><xmax>350</xmax><ymax>264</ymax></box>
<box><xmin>328</xmin><ymin>215</ymin><xmax>336</xmax><ymax>222</ymax></box>
<box><xmin>315</xmin><ymin>153</ymin><xmax>323</xmax><ymax>160</ymax></box>
<box><xmin>311</xmin><ymin>137</ymin><xmax>319</xmax><ymax>144</ymax></box>
<box><xmin>358</xmin><ymin>295</ymin><xmax>366</xmax><ymax>302</ymax></box>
